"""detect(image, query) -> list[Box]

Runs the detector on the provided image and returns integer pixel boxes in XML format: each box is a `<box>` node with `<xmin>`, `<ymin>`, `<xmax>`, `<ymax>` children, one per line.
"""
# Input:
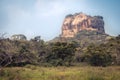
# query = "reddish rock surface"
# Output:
<box><xmin>61</xmin><ymin>12</ymin><xmax>105</xmax><ymax>38</ymax></box>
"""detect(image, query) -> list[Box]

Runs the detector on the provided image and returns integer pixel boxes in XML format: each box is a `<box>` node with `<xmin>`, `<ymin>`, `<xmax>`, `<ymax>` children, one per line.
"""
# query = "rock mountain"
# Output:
<box><xmin>50</xmin><ymin>12</ymin><xmax>111</xmax><ymax>44</ymax></box>
<box><xmin>60</xmin><ymin>12</ymin><xmax>105</xmax><ymax>38</ymax></box>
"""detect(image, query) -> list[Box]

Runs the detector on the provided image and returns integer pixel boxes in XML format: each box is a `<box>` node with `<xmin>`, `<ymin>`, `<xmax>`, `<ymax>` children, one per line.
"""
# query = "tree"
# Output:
<box><xmin>85</xmin><ymin>44</ymin><xmax>112</xmax><ymax>66</ymax></box>
<box><xmin>46</xmin><ymin>42</ymin><xmax>76</xmax><ymax>66</ymax></box>
<box><xmin>107</xmin><ymin>35</ymin><xmax>120</xmax><ymax>65</ymax></box>
<box><xmin>65</xmin><ymin>14</ymin><xmax>73</xmax><ymax>18</ymax></box>
<box><xmin>0</xmin><ymin>39</ymin><xmax>13</xmax><ymax>67</ymax></box>
<box><xmin>0</xmin><ymin>50</ymin><xmax>13</xmax><ymax>67</ymax></box>
<box><xmin>12</xmin><ymin>44</ymin><xmax>38</xmax><ymax>66</ymax></box>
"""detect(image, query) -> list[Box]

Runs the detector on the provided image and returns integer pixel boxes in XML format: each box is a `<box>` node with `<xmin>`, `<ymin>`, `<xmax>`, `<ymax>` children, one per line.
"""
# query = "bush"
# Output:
<box><xmin>85</xmin><ymin>44</ymin><xmax>112</xmax><ymax>66</ymax></box>
<box><xmin>46</xmin><ymin>42</ymin><xmax>76</xmax><ymax>66</ymax></box>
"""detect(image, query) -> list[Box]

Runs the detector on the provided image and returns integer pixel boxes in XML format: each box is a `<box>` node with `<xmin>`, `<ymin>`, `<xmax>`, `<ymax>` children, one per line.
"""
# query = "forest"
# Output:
<box><xmin>0</xmin><ymin>34</ymin><xmax>120</xmax><ymax>80</ymax></box>
<box><xmin>0</xmin><ymin>34</ymin><xmax>120</xmax><ymax>67</ymax></box>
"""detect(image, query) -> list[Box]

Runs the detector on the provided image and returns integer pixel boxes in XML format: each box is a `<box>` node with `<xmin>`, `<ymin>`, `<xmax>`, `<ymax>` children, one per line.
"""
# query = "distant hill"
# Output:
<box><xmin>50</xmin><ymin>12</ymin><xmax>112</xmax><ymax>45</ymax></box>
<box><xmin>60</xmin><ymin>12</ymin><xmax>105</xmax><ymax>38</ymax></box>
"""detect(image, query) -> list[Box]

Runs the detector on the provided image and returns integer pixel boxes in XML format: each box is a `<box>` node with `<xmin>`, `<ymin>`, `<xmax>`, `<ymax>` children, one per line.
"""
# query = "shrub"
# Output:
<box><xmin>46</xmin><ymin>42</ymin><xmax>76</xmax><ymax>66</ymax></box>
<box><xmin>85</xmin><ymin>44</ymin><xmax>112</xmax><ymax>66</ymax></box>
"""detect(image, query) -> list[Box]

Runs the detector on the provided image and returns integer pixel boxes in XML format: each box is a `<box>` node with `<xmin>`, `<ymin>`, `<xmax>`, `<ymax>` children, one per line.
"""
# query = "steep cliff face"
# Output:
<box><xmin>61</xmin><ymin>12</ymin><xmax>105</xmax><ymax>38</ymax></box>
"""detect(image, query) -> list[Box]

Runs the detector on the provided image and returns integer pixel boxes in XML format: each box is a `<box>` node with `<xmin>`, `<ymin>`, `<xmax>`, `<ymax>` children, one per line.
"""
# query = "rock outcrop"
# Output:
<box><xmin>61</xmin><ymin>12</ymin><xmax>105</xmax><ymax>38</ymax></box>
<box><xmin>11</xmin><ymin>34</ymin><xmax>27</xmax><ymax>40</ymax></box>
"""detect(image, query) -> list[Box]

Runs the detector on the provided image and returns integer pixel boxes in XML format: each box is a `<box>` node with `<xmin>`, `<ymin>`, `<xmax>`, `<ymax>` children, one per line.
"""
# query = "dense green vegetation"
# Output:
<box><xmin>45</xmin><ymin>42</ymin><xmax>76</xmax><ymax>66</ymax></box>
<box><xmin>0</xmin><ymin>33</ymin><xmax>120</xmax><ymax>80</ymax></box>
<box><xmin>0</xmin><ymin>34</ymin><xmax>120</xmax><ymax>67</ymax></box>
<box><xmin>84</xmin><ymin>44</ymin><xmax>112</xmax><ymax>66</ymax></box>
<box><xmin>0</xmin><ymin>36</ymin><xmax>77</xmax><ymax>67</ymax></box>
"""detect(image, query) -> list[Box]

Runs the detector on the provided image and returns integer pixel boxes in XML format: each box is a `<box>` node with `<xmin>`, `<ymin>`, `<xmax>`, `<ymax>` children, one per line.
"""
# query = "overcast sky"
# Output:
<box><xmin>0</xmin><ymin>0</ymin><xmax>120</xmax><ymax>41</ymax></box>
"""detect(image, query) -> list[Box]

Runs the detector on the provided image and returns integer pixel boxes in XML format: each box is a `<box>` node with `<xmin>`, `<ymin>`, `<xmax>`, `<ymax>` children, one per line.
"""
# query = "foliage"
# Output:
<box><xmin>0</xmin><ymin>34</ymin><xmax>120</xmax><ymax>67</ymax></box>
<box><xmin>106</xmin><ymin>35</ymin><xmax>120</xmax><ymax>65</ymax></box>
<box><xmin>0</xmin><ymin>38</ymin><xmax>45</xmax><ymax>67</ymax></box>
<box><xmin>84</xmin><ymin>44</ymin><xmax>112</xmax><ymax>66</ymax></box>
<box><xmin>46</xmin><ymin>42</ymin><xmax>76</xmax><ymax>66</ymax></box>
<box><xmin>65</xmin><ymin>14</ymin><xmax>73</xmax><ymax>18</ymax></box>
<box><xmin>82</xmin><ymin>35</ymin><xmax>120</xmax><ymax>66</ymax></box>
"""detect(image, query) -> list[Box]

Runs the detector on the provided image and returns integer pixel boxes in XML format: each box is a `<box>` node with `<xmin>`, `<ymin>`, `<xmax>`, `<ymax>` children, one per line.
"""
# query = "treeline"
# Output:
<box><xmin>0</xmin><ymin>35</ymin><xmax>120</xmax><ymax>67</ymax></box>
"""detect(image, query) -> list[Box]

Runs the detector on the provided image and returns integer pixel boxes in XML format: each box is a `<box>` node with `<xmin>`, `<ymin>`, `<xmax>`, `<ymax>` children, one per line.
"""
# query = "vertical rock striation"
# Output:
<box><xmin>61</xmin><ymin>12</ymin><xmax>105</xmax><ymax>38</ymax></box>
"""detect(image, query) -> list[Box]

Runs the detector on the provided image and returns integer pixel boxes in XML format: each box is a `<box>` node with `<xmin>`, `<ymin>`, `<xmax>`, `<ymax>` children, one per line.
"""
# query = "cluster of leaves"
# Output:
<box><xmin>84</xmin><ymin>44</ymin><xmax>112</xmax><ymax>66</ymax></box>
<box><xmin>0</xmin><ymin>38</ymin><xmax>45</xmax><ymax>67</ymax></box>
<box><xmin>0</xmin><ymin>34</ymin><xmax>120</xmax><ymax>67</ymax></box>
<box><xmin>65</xmin><ymin>14</ymin><xmax>73</xmax><ymax>18</ymax></box>
<box><xmin>46</xmin><ymin>42</ymin><xmax>76</xmax><ymax>66</ymax></box>
<box><xmin>0</xmin><ymin>36</ymin><xmax>77</xmax><ymax>67</ymax></box>
<box><xmin>82</xmin><ymin>35</ymin><xmax>120</xmax><ymax>66</ymax></box>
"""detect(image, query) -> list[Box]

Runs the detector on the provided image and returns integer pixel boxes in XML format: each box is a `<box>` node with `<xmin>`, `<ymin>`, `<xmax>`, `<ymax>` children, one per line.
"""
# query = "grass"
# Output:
<box><xmin>0</xmin><ymin>65</ymin><xmax>120</xmax><ymax>80</ymax></box>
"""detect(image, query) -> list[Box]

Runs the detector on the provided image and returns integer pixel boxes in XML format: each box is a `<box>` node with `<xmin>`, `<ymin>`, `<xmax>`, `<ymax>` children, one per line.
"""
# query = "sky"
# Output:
<box><xmin>0</xmin><ymin>0</ymin><xmax>120</xmax><ymax>41</ymax></box>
